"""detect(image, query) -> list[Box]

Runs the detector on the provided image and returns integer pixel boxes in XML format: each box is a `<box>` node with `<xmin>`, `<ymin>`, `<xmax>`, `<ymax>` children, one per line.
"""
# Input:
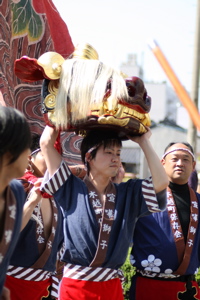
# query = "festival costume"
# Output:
<box><xmin>130</xmin><ymin>183</ymin><xmax>200</xmax><ymax>300</ymax></box>
<box><xmin>41</xmin><ymin>160</ymin><xmax>166</xmax><ymax>300</ymax></box>
<box><xmin>5</xmin><ymin>172</ymin><xmax>64</xmax><ymax>300</ymax></box>
<box><xmin>14</xmin><ymin>43</ymin><xmax>163</xmax><ymax>299</ymax></box>
<box><xmin>0</xmin><ymin>180</ymin><xmax>25</xmax><ymax>296</ymax></box>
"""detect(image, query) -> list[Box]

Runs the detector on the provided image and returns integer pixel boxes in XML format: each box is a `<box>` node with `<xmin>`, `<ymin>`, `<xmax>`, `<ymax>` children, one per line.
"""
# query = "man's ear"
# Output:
<box><xmin>161</xmin><ymin>158</ymin><xmax>165</xmax><ymax>166</ymax></box>
<box><xmin>85</xmin><ymin>152</ymin><xmax>91</xmax><ymax>163</ymax></box>
<box><xmin>192</xmin><ymin>160</ymin><xmax>196</xmax><ymax>171</ymax></box>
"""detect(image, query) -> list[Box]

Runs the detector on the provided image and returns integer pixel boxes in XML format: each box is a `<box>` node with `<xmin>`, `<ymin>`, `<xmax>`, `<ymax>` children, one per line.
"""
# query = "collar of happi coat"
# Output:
<box><xmin>83</xmin><ymin>176</ymin><xmax>116</xmax><ymax>267</ymax></box>
<box><xmin>31</xmin><ymin>198</ymin><xmax>58</xmax><ymax>269</ymax></box>
<box><xmin>0</xmin><ymin>186</ymin><xmax>17</xmax><ymax>265</ymax></box>
<box><xmin>167</xmin><ymin>186</ymin><xmax>198</xmax><ymax>275</ymax></box>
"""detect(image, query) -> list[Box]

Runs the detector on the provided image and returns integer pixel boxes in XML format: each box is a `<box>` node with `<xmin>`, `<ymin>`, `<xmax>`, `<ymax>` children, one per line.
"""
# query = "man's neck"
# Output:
<box><xmin>168</xmin><ymin>178</ymin><xmax>188</xmax><ymax>186</ymax></box>
<box><xmin>88</xmin><ymin>173</ymin><xmax>110</xmax><ymax>194</ymax></box>
<box><xmin>169</xmin><ymin>181</ymin><xmax>189</xmax><ymax>192</ymax></box>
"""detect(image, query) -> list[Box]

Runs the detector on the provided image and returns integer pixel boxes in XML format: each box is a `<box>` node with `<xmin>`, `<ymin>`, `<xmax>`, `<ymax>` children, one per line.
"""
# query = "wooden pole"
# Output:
<box><xmin>148</xmin><ymin>39</ymin><xmax>200</xmax><ymax>132</ymax></box>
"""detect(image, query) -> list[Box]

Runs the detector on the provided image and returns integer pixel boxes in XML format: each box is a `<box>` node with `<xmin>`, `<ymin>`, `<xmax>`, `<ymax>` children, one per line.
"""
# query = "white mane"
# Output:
<box><xmin>54</xmin><ymin>58</ymin><xmax>128</xmax><ymax>128</ymax></box>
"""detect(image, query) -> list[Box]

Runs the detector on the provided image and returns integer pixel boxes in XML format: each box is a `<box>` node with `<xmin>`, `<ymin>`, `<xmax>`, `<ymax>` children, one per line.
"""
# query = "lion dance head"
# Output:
<box><xmin>15</xmin><ymin>43</ymin><xmax>151</xmax><ymax>140</ymax></box>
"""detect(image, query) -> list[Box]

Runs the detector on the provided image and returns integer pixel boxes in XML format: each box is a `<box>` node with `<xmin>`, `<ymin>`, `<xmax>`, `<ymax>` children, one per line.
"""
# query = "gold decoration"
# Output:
<box><xmin>37</xmin><ymin>52</ymin><xmax>65</xmax><ymax>79</ymax></box>
<box><xmin>43</xmin><ymin>80</ymin><xmax>60</xmax><ymax>123</ymax></box>
<box><xmin>90</xmin><ymin>103</ymin><xmax>151</xmax><ymax>128</ymax></box>
<box><xmin>48</xmin><ymin>111</ymin><xmax>56</xmax><ymax>124</ymax></box>
<box><xmin>72</xmin><ymin>43</ymin><xmax>99</xmax><ymax>60</ymax></box>
<box><xmin>44</xmin><ymin>94</ymin><xmax>56</xmax><ymax>110</ymax></box>
<box><xmin>139</xmin><ymin>123</ymin><xmax>147</xmax><ymax>134</ymax></box>
<box><xmin>48</xmin><ymin>80</ymin><xmax>59</xmax><ymax>95</ymax></box>
<box><xmin>98</xmin><ymin>116</ymin><xmax>130</xmax><ymax>127</ymax></box>
<box><xmin>143</xmin><ymin>114</ymin><xmax>151</xmax><ymax>127</ymax></box>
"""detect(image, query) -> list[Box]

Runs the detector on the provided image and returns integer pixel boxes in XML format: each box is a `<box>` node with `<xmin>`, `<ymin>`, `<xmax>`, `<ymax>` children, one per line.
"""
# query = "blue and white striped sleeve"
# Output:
<box><xmin>41</xmin><ymin>160</ymin><xmax>71</xmax><ymax>195</ymax></box>
<box><xmin>142</xmin><ymin>177</ymin><xmax>166</xmax><ymax>212</ymax></box>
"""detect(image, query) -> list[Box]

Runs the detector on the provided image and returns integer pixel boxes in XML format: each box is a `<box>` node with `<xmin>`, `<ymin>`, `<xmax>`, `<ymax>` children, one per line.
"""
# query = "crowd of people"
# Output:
<box><xmin>1</xmin><ymin>105</ymin><xmax>200</xmax><ymax>300</ymax></box>
<box><xmin>1</xmin><ymin>60</ymin><xmax>200</xmax><ymax>300</ymax></box>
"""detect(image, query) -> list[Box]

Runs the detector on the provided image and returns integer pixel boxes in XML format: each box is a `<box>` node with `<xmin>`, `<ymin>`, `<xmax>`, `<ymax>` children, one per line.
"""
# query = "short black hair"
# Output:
<box><xmin>164</xmin><ymin>142</ymin><xmax>194</xmax><ymax>154</ymax></box>
<box><xmin>0</xmin><ymin>106</ymin><xmax>31</xmax><ymax>166</ymax></box>
<box><xmin>30</xmin><ymin>133</ymin><xmax>41</xmax><ymax>157</ymax></box>
<box><xmin>31</xmin><ymin>133</ymin><xmax>40</xmax><ymax>152</ymax></box>
<box><xmin>80</xmin><ymin>129</ymin><xmax>122</xmax><ymax>170</ymax></box>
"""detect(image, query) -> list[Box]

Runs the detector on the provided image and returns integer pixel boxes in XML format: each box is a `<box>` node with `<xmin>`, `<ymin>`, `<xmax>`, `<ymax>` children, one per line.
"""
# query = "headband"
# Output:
<box><xmin>31</xmin><ymin>148</ymin><xmax>41</xmax><ymax>156</ymax></box>
<box><xmin>162</xmin><ymin>148</ymin><xmax>195</xmax><ymax>160</ymax></box>
<box><xmin>85</xmin><ymin>143</ymin><xmax>102</xmax><ymax>168</ymax></box>
<box><xmin>87</xmin><ymin>145</ymin><xmax>99</xmax><ymax>154</ymax></box>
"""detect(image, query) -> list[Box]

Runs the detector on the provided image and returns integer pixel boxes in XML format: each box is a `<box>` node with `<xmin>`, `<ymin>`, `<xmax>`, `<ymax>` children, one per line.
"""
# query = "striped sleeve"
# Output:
<box><xmin>142</xmin><ymin>177</ymin><xmax>165</xmax><ymax>212</ymax></box>
<box><xmin>41</xmin><ymin>161</ymin><xmax>71</xmax><ymax>195</ymax></box>
<box><xmin>51</xmin><ymin>275</ymin><xmax>60</xmax><ymax>299</ymax></box>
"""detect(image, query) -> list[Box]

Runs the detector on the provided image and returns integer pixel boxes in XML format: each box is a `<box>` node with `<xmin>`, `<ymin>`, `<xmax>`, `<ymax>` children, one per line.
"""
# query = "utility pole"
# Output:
<box><xmin>187</xmin><ymin>0</ymin><xmax>200</xmax><ymax>154</ymax></box>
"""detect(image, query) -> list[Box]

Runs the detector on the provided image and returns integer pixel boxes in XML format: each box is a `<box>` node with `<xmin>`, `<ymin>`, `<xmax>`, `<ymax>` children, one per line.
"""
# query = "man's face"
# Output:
<box><xmin>161</xmin><ymin>143</ymin><xmax>196</xmax><ymax>185</ymax></box>
<box><xmin>7</xmin><ymin>148</ymin><xmax>31</xmax><ymax>179</ymax></box>
<box><xmin>89</xmin><ymin>144</ymin><xmax>121</xmax><ymax>178</ymax></box>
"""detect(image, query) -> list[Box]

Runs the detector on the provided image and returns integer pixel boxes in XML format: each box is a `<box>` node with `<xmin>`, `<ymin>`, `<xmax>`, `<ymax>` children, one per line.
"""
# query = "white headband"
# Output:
<box><xmin>85</xmin><ymin>144</ymin><xmax>100</xmax><ymax>167</ymax></box>
<box><xmin>162</xmin><ymin>148</ymin><xmax>195</xmax><ymax>160</ymax></box>
<box><xmin>31</xmin><ymin>148</ymin><xmax>41</xmax><ymax>156</ymax></box>
<box><xmin>87</xmin><ymin>145</ymin><xmax>99</xmax><ymax>154</ymax></box>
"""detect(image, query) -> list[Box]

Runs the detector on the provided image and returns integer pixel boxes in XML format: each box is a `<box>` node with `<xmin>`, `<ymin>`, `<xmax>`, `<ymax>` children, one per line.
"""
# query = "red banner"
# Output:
<box><xmin>0</xmin><ymin>0</ymin><xmax>73</xmax><ymax>130</ymax></box>
<box><xmin>0</xmin><ymin>0</ymin><xmax>83</xmax><ymax>165</ymax></box>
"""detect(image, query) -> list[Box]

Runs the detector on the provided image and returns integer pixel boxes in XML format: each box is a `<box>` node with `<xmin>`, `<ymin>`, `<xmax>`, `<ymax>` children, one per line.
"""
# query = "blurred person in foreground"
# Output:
<box><xmin>0</xmin><ymin>106</ymin><xmax>31</xmax><ymax>300</ymax></box>
<box><xmin>4</xmin><ymin>135</ymin><xmax>64</xmax><ymax>300</ymax></box>
<box><xmin>5</xmin><ymin>134</ymin><xmax>86</xmax><ymax>300</ymax></box>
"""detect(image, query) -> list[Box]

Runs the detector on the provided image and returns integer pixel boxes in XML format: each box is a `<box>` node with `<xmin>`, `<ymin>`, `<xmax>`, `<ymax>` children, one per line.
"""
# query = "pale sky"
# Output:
<box><xmin>53</xmin><ymin>0</ymin><xmax>197</xmax><ymax>93</ymax></box>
